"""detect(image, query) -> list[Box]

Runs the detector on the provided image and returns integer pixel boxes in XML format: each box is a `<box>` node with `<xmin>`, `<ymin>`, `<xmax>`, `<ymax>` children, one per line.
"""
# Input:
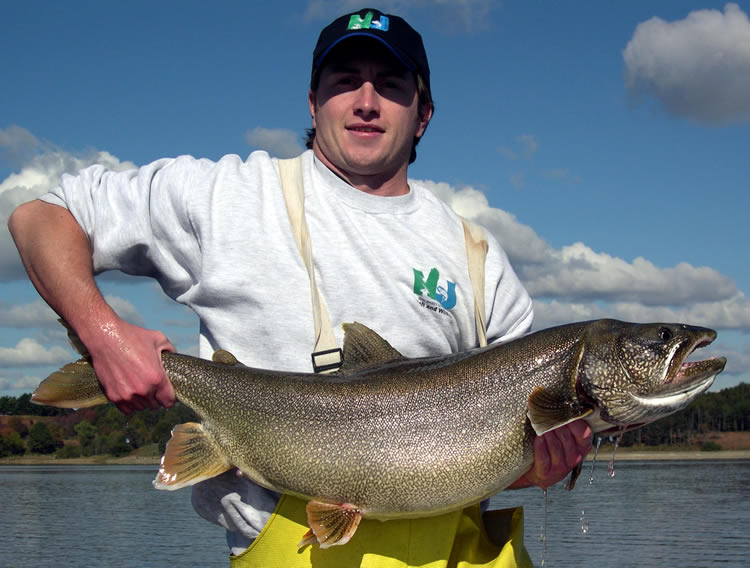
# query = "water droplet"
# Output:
<box><xmin>588</xmin><ymin>436</ymin><xmax>602</xmax><ymax>484</ymax></box>
<box><xmin>606</xmin><ymin>430</ymin><xmax>624</xmax><ymax>478</ymax></box>
<box><xmin>580</xmin><ymin>510</ymin><xmax>589</xmax><ymax>534</ymax></box>
<box><xmin>536</xmin><ymin>488</ymin><xmax>549</xmax><ymax>567</ymax></box>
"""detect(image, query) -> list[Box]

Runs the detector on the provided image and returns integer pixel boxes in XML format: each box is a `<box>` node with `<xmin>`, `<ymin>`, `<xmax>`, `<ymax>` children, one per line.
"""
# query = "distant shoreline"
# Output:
<box><xmin>2</xmin><ymin>448</ymin><xmax>749</xmax><ymax>466</ymax></box>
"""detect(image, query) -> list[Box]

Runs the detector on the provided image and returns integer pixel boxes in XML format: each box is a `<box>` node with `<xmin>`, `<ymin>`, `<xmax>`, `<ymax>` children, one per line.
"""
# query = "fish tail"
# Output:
<box><xmin>31</xmin><ymin>359</ymin><xmax>108</xmax><ymax>408</ymax></box>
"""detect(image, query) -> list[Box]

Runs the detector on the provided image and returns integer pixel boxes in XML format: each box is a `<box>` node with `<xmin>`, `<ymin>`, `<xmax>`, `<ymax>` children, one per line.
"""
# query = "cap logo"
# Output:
<box><xmin>347</xmin><ymin>11</ymin><xmax>389</xmax><ymax>31</ymax></box>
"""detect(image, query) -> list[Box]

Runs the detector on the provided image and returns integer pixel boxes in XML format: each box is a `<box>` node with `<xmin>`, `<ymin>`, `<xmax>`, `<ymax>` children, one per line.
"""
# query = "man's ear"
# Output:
<box><xmin>416</xmin><ymin>102</ymin><xmax>433</xmax><ymax>139</ymax></box>
<box><xmin>308</xmin><ymin>90</ymin><xmax>317</xmax><ymax>129</ymax></box>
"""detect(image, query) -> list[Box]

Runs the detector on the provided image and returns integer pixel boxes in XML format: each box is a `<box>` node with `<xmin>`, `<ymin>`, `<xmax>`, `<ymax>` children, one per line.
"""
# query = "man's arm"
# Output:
<box><xmin>8</xmin><ymin>199</ymin><xmax>176</xmax><ymax>414</ymax></box>
<box><xmin>507</xmin><ymin>420</ymin><xmax>593</xmax><ymax>490</ymax></box>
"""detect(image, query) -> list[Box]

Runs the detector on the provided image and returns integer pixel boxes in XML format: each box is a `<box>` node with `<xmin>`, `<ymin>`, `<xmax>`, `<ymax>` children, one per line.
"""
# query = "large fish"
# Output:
<box><xmin>32</xmin><ymin>319</ymin><xmax>725</xmax><ymax>548</ymax></box>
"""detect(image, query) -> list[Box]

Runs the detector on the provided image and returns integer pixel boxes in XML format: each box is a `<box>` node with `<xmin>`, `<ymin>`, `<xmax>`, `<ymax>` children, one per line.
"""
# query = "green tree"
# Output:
<box><xmin>0</xmin><ymin>431</ymin><xmax>26</xmax><ymax>456</ymax></box>
<box><xmin>97</xmin><ymin>406</ymin><xmax>127</xmax><ymax>436</ymax></box>
<box><xmin>107</xmin><ymin>432</ymin><xmax>133</xmax><ymax>457</ymax></box>
<box><xmin>74</xmin><ymin>420</ymin><xmax>97</xmax><ymax>456</ymax></box>
<box><xmin>0</xmin><ymin>395</ymin><xmax>17</xmax><ymax>414</ymax></box>
<box><xmin>124</xmin><ymin>416</ymin><xmax>150</xmax><ymax>448</ymax></box>
<box><xmin>27</xmin><ymin>422</ymin><xmax>58</xmax><ymax>454</ymax></box>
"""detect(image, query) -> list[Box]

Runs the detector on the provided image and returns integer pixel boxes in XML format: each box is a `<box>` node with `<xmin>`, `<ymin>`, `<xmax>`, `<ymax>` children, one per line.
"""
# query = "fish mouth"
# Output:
<box><xmin>625</xmin><ymin>335</ymin><xmax>726</xmax><ymax>423</ymax></box>
<box><xmin>591</xmin><ymin>329</ymin><xmax>726</xmax><ymax>430</ymax></box>
<box><xmin>629</xmin><ymin>358</ymin><xmax>724</xmax><ymax>407</ymax></box>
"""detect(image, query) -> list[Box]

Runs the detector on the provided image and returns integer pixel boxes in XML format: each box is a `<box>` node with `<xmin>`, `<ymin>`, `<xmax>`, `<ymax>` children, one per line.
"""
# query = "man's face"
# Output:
<box><xmin>309</xmin><ymin>42</ymin><xmax>431</xmax><ymax>186</ymax></box>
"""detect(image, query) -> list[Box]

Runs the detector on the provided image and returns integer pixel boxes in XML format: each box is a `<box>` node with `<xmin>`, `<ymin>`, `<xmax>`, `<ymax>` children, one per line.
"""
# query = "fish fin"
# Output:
<box><xmin>298</xmin><ymin>529</ymin><xmax>318</xmax><ymax>548</ymax></box>
<box><xmin>212</xmin><ymin>349</ymin><xmax>240</xmax><ymax>365</ymax></box>
<box><xmin>565</xmin><ymin>461</ymin><xmax>583</xmax><ymax>491</ymax></box>
<box><xmin>527</xmin><ymin>386</ymin><xmax>593</xmax><ymax>436</ymax></box>
<box><xmin>31</xmin><ymin>359</ymin><xmax>108</xmax><ymax>408</ymax></box>
<box><xmin>153</xmin><ymin>422</ymin><xmax>231</xmax><ymax>490</ymax></box>
<box><xmin>339</xmin><ymin>322</ymin><xmax>404</xmax><ymax>373</ymax></box>
<box><xmin>57</xmin><ymin>318</ymin><xmax>90</xmax><ymax>357</ymax></box>
<box><xmin>302</xmin><ymin>501</ymin><xmax>362</xmax><ymax>549</ymax></box>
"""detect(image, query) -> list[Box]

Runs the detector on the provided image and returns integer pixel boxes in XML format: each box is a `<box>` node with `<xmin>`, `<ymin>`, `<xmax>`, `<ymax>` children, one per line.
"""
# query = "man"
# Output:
<box><xmin>9</xmin><ymin>8</ymin><xmax>591</xmax><ymax>567</ymax></box>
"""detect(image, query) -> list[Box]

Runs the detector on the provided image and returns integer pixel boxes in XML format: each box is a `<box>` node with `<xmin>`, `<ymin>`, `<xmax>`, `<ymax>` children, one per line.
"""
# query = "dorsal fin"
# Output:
<box><xmin>339</xmin><ymin>323</ymin><xmax>404</xmax><ymax>373</ymax></box>
<box><xmin>212</xmin><ymin>349</ymin><xmax>240</xmax><ymax>365</ymax></box>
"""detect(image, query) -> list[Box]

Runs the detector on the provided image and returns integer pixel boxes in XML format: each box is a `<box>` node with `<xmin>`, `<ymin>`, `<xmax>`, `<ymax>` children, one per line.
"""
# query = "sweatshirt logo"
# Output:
<box><xmin>413</xmin><ymin>268</ymin><xmax>456</xmax><ymax>312</ymax></box>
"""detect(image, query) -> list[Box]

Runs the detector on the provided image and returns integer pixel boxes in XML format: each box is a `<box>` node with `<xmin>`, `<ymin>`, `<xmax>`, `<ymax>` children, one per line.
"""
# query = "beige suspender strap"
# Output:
<box><xmin>461</xmin><ymin>218</ymin><xmax>489</xmax><ymax>348</ymax></box>
<box><xmin>278</xmin><ymin>154</ymin><xmax>488</xmax><ymax>367</ymax></box>
<box><xmin>277</xmin><ymin>156</ymin><xmax>342</xmax><ymax>373</ymax></box>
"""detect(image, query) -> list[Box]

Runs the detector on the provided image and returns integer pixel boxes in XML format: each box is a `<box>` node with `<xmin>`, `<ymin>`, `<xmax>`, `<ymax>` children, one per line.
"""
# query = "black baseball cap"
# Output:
<box><xmin>312</xmin><ymin>8</ymin><xmax>431</xmax><ymax>91</ymax></box>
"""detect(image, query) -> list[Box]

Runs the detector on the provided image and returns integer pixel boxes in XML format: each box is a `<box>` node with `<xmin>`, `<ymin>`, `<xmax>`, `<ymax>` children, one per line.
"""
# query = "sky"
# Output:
<box><xmin>1</xmin><ymin>1</ymin><xmax>749</xmax><ymax>398</ymax></box>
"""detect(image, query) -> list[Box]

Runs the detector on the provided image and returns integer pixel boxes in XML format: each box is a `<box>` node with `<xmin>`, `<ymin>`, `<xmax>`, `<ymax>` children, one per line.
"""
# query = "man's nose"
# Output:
<box><xmin>354</xmin><ymin>81</ymin><xmax>379</xmax><ymax>118</ymax></box>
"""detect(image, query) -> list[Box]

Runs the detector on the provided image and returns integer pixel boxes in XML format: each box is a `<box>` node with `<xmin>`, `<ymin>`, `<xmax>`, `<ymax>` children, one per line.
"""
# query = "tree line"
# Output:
<box><xmin>0</xmin><ymin>394</ymin><xmax>197</xmax><ymax>458</ymax></box>
<box><xmin>619</xmin><ymin>382</ymin><xmax>749</xmax><ymax>448</ymax></box>
<box><xmin>1</xmin><ymin>382</ymin><xmax>748</xmax><ymax>458</ymax></box>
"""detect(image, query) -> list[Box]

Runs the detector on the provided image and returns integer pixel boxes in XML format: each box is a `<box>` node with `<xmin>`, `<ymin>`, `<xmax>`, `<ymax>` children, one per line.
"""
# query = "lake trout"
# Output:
<box><xmin>31</xmin><ymin>319</ymin><xmax>725</xmax><ymax>548</ymax></box>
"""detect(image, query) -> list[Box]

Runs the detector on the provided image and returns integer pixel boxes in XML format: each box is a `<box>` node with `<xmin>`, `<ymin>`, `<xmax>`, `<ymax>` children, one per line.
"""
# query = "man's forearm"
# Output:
<box><xmin>8</xmin><ymin>199</ymin><xmax>118</xmax><ymax>338</ymax></box>
<box><xmin>8</xmin><ymin>198</ymin><xmax>176</xmax><ymax>413</ymax></box>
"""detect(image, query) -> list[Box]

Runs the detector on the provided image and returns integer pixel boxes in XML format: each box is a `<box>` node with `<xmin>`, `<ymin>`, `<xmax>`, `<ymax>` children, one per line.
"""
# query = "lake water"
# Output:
<box><xmin>1</xmin><ymin>459</ymin><xmax>748</xmax><ymax>567</ymax></box>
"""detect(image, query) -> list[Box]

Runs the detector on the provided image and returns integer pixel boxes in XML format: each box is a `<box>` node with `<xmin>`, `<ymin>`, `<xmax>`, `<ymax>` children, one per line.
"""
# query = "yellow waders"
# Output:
<box><xmin>229</xmin><ymin>494</ymin><xmax>532</xmax><ymax>567</ymax></box>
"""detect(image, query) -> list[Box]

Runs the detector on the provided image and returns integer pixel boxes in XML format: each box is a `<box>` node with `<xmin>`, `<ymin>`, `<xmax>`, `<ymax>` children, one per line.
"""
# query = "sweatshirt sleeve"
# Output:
<box><xmin>483</xmin><ymin>231</ymin><xmax>534</xmax><ymax>344</ymax></box>
<box><xmin>39</xmin><ymin>155</ymin><xmax>204</xmax><ymax>302</ymax></box>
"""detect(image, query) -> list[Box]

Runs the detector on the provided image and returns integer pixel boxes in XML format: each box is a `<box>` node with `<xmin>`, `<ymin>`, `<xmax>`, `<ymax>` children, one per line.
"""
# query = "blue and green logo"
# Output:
<box><xmin>348</xmin><ymin>11</ymin><xmax>389</xmax><ymax>32</ymax></box>
<box><xmin>413</xmin><ymin>268</ymin><xmax>456</xmax><ymax>311</ymax></box>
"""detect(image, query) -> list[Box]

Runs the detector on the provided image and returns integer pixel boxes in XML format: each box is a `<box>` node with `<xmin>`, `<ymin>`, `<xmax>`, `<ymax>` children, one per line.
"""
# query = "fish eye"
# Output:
<box><xmin>658</xmin><ymin>327</ymin><xmax>673</xmax><ymax>341</ymax></box>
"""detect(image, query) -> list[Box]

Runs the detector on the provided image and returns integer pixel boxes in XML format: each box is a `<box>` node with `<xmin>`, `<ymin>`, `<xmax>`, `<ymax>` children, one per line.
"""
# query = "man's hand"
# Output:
<box><xmin>84</xmin><ymin>318</ymin><xmax>177</xmax><ymax>414</ymax></box>
<box><xmin>509</xmin><ymin>420</ymin><xmax>593</xmax><ymax>490</ymax></box>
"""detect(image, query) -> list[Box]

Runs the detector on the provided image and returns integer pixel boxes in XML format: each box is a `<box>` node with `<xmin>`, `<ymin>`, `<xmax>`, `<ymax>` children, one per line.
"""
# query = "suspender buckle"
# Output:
<box><xmin>311</xmin><ymin>347</ymin><xmax>343</xmax><ymax>373</ymax></box>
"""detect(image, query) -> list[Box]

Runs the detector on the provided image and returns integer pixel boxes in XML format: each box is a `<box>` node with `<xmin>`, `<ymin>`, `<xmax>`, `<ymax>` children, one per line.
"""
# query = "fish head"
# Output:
<box><xmin>576</xmin><ymin>319</ymin><xmax>726</xmax><ymax>432</ymax></box>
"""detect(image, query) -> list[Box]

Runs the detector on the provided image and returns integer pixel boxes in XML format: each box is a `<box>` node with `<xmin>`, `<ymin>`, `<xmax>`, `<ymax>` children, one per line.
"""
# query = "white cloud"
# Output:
<box><xmin>0</xmin><ymin>125</ymin><xmax>41</xmax><ymax>166</ymax></box>
<box><xmin>624</xmin><ymin>3</ymin><xmax>750</xmax><ymax>124</ymax></box>
<box><xmin>531</xmin><ymin>295</ymin><xmax>750</xmax><ymax>331</ymax></box>
<box><xmin>0</xmin><ymin>374</ymin><xmax>43</xmax><ymax>392</ymax></box>
<box><xmin>716</xmin><ymin>342</ymin><xmax>750</xmax><ymax>378</ymax></box>
<box><xmin>0</xmin><ymin>338</ymin><xmax>73</xmax><ymax>367</ymax></box>
<box><xmin>418</xmin><ymin>177</ymin><xmax>750</xmax><ymax>332</ymax></box>
<box><xmin>524</xmin><ymin>243</ymin><xmax>737</xmax><ymax>305</ymax></box>
<box><xmin>0</xmin><ymin>300</ymin><xmax>58</xmax><ymax>328</ymax></box>
<box><xmin>497</xmin><ymin>134</ymin><xmax>538</xmax><ymax>161</ymax></box>
<box><xmin>516</xmin><ymin>134</ymin><xmax>538</xmax><ymax>158</ymax></box>
<box><xmin>0</xmin><ymin>295</ymin><xmax>145</xmax><ymax>331</ymax></box>
<box><xmin>0</xmin><ymin>126</ymin><xmax>136</xmax><ymax>282</ymax></box>
<box><xmin>244</xmin><ymin>127</ymin><xmax>305</xmax><ymax>159</ymax></box>
<box><xmin>104</xmin><ymin>295</ymin><xmax>147</xmax><ymax>327</ymax></box>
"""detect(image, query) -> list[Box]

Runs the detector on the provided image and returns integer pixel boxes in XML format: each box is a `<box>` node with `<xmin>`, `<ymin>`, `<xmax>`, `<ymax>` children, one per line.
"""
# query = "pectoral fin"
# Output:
<box><xmin>527</xmin><ymin>386</ymin><xmax>592</xmax><ymax>436</ymax></box>
<box><xmin>153</xmin><ymin>422</ymin><xmax>231</xmax><ymax>490</ymax></box>
<box><xmin>300</xmin><ymin>501</ymin><xmax>363</xmax><ymax>549</ymax></box>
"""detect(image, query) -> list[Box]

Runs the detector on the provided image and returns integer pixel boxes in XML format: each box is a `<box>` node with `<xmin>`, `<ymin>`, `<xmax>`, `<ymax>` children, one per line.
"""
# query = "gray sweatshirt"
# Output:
<box><xmin>42</xmin><ymin>149</ymin><xmax>533</xmax><ymax>553</ymax></box>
